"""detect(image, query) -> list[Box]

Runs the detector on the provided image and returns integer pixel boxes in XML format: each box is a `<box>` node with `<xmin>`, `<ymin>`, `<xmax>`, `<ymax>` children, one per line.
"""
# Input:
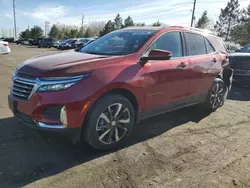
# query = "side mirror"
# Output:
<box><xmin>140</xmin><ymin>49</ymin><xmax>172</xmax><ymax>65</ymax></box>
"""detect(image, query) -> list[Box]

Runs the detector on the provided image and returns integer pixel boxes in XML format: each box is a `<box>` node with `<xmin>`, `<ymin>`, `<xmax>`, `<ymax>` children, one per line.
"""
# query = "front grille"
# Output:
<box><xmin>12</xmin><ymin>75</ymin><xmax>36</xmax><ymax>100</ymax></box>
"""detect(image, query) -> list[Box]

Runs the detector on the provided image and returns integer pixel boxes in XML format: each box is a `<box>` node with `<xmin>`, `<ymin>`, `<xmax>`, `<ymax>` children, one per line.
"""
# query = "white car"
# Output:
<box><xmin>0</xmin><ymin>41</ymin><xmax>11</xmax><ymax>54</ymax></box>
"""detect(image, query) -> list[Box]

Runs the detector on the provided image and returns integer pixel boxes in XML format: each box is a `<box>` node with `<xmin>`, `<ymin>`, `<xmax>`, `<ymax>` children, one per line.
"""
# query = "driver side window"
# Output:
<box><xmin>148</xmin><ymin>32</ymin><xmax>183</xmax><ymax>58</ymax></box>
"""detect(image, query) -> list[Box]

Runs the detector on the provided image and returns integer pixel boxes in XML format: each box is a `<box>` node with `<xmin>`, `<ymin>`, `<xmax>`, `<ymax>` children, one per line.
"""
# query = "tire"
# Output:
<box><xmin>38</xmin><ymin>45</ymin><xmax>41</xmax><ymax>48</ymax></box>
<box><xmin>203</xmin><ymin>78</ymin><xmax>228</xmax><ymax>112</ymax></box>
<box><xmin>83</xmin><ymin>94</ymin><xmax>135</xmax><ymax>151</ymax></box>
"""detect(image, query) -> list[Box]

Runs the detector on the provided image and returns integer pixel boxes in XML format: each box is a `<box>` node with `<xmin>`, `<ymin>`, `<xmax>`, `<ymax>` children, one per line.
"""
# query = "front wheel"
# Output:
<box><xmin>203</xmin><ymin>78</ymin><xmax>228</xmax><ymax>111</ymax></box>
<box><xmin>83</xmin><ymin>94</ymin><xmax>135</xmax><ymax>151</ymax></box>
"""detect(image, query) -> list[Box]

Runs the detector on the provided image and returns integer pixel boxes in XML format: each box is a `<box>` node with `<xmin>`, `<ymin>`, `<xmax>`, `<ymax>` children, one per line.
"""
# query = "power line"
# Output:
<box><xmin>191</xmin><ymin>0</ymin><xmax>196</xmax><ymax>27</ymax></box>
<box><xmin>130</xmin><ymin>1</ymin><xmax>193</xmax><ymax>20</ymax></box>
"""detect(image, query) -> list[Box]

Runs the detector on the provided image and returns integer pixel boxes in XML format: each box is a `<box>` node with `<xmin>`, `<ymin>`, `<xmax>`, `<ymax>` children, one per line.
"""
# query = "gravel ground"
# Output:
<box><xmin>0</xmin><ymin>44</ymin><xmax>250</xmax><ymax>188</ymax></box>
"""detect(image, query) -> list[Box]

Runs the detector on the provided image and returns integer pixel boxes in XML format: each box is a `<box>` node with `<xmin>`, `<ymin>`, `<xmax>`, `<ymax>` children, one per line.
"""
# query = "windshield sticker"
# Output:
<box><xmin>132</xmin><ymin>32</ymin><xmax>152</xmax><ymax>35</ymax></box>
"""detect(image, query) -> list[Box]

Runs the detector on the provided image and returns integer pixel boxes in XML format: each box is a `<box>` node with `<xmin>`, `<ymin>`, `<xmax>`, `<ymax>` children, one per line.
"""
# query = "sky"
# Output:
<box><xmin>0</xmin><ymin>0</ymin><xmax>249</xmax><ymax>37</ymax></box>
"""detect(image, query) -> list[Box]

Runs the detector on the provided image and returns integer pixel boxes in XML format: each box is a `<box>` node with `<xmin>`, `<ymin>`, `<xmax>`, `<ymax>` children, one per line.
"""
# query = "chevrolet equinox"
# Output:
<box><xmin>8</xmin><ymin>26</ymin><xmax>233</xmax><ymax>150</ymax></box>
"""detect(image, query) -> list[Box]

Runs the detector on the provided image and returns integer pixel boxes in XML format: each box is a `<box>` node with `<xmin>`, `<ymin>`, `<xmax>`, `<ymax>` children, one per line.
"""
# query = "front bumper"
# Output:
<box><xmin>15</xmin><ymin>112</ymin><xmax>66</xmax><ymax>130</ymax></box>
<box><xmin>8</xmin><ymin>78</ymin><xmax>91</xmax><ymax>130</ymax></box>
<box><xmin>14</xmin><ymin>112</ymin><xmax>81</xmax><ymax>142</ymax></box>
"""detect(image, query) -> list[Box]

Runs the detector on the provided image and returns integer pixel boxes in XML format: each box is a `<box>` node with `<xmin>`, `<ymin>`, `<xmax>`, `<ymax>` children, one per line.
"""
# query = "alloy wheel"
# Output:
<box><xmin>210</xmin><ymin>82</ymin><xmax>225</xmax><ymax>109</ymax></box>
<box><xmin>96</xmin><ymin>103</ymin><xmax>131</xmax><ymax>144</ymax></box>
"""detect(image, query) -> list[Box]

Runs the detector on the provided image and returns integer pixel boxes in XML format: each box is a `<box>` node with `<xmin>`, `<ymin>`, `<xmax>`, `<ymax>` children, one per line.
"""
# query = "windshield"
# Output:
<box><xmin>80</xmin><ymin>30</ymin><xmax>156</xmax><ymax>55</ymax></box>
<box><xmin>241</xmin><ymin>44</ymin><xmax>250</xmax><ymax>53</ymax></box>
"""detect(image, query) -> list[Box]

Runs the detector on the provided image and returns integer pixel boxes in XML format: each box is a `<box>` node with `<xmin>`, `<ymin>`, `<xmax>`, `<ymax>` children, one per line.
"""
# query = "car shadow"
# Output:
<box><xmin>228</xmin><ymin>85</ymin><xmax>250</xmax><ymax>101</ymax></box>
<box><xmin>0</xmin><ymin>105</ymin><xmax>210</xmax><ymax>187</ymax></box>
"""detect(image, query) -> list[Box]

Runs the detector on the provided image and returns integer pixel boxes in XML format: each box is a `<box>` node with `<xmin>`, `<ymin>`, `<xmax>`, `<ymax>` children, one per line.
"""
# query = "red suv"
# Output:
<box><xmin>8</xmin><ymin>26</ymin><xmax>233</xmax><ymax>150</ymax></box>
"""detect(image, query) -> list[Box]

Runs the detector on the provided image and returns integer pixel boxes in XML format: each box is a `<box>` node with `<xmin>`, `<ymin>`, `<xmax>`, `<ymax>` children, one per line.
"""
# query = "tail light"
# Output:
<box><xmin>3</xmin><ymin>44</ymin><xmax>8</xmax><ymax>47</ymax></box>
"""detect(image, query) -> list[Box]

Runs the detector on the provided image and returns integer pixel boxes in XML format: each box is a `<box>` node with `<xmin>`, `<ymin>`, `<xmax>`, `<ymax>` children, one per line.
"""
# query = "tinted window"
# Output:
<box><xmin>205</xmin><ymin>39</ymin><xmax>215</xmax><ymax>54</ymax></box>
<box><xmin>148</xmin><ymin>32</ymin><xmax>183</xmax><ymax>57</ymax></box>
<box><xmin>185</xmin><ymin>33</ymin><xmax>206</xmax><ymax>56</ymax></box>
<box><xmin>80</xmin><ymin>30</ymin><xmax>156</xmax><ymax>55</ymax></box>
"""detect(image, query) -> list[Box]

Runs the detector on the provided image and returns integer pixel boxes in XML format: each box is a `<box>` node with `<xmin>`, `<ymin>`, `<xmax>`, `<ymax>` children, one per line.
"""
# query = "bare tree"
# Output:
<box><xmin>88</xmin><ymin>21</ymin><xmax>105</xmax><ymax>36</ymax></box>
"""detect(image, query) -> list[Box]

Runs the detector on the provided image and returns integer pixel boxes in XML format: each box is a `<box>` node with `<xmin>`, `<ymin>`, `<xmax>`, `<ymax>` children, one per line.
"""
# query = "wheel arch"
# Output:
<box><xmin>81</xmin><ymin>85</ymin><xmax>141</xmax><ymax>133</ymax></box>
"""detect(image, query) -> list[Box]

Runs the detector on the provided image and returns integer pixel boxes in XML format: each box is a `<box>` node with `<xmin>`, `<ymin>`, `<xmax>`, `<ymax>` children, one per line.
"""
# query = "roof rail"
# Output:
<box><xmin>170</xmin><ymin>25</ymin><xmax>215</xmax><ymax>35</ymax></box>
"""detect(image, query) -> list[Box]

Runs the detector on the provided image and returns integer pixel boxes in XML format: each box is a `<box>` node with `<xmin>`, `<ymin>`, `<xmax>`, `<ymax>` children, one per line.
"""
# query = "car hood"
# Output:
<box><xmin>230</xmin><ymin>52</ymin><xmax>250</xmax><ymax>57</ymax></box>
<box><xmin>17</xmin><ymin>51</ymin><xmax>126</xmax><ymax>77</ymax></box>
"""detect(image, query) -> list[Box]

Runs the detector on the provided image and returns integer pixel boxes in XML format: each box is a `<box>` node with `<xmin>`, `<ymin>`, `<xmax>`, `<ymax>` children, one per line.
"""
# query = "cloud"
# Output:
<box><xmin>23</xmin><ymin>5</ymin><xmax>67</xmax><ymax>21</ymax></box>
<box><xmin>5</xmin><ymin>13</ymin><xmax>12</xmax><ymax>19</ymax></box>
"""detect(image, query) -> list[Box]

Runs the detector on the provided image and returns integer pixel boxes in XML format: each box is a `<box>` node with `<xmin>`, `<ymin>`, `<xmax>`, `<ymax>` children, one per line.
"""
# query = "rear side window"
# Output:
<box><xmin>205</xmin><ymin>39</ymin><xmax>215</xmax><ymax>54</ymax></box>
<box><xmin>207</xmin><ymin>36</ymin><xmax>228</xmax><ymax>53</ymax></box>
<box><xmin>185</xmin><ymin>33</ymin><xmax>206</xmax><ymax>56</ymax></box>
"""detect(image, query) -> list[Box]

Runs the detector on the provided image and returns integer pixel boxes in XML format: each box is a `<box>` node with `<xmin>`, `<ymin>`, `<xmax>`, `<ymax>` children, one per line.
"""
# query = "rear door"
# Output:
<box><xmin>184</xmin><ymin>32</ymin><xmax>220</xmax><ymax>96</ymax></box>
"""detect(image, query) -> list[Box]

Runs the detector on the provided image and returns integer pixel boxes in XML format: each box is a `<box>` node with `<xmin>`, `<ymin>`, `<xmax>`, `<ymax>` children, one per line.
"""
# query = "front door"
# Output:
<box><xmin>140</xmin><ymin>31</ymin><xmax>193</xmax><ymax>117</ymax></box>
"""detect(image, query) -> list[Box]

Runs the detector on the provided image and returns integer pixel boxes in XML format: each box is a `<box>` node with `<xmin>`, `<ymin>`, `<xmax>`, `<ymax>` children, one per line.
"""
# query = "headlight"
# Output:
<box><xmin>12</xmin><ymin>68</ymin><xmax>17</xmax><ymax>79</ymax></box>
<box><xmin>37</xmin><ymin>73</ymin><xmax>90</xmax><ymax>92</ymax></box>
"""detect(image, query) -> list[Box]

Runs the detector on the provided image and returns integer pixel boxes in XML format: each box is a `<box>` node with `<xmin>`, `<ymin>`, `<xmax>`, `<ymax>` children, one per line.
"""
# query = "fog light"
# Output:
<box><xmin>60</xmin><ymin>106</ymin><xmax>68</xmax><ymax>126</ymax></box>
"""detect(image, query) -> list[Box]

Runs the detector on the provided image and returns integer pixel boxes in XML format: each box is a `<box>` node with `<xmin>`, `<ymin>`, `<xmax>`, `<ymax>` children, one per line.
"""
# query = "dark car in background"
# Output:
<box><xmin>76</xmin><ymin>38</ymin><xmax>95</xmax><ymax>48</ymax></box>
<box><xmin>230</xmin><ymin>53</ymin><xmax>250</xmax><ymax>85</ymax></box>
<box><xmin>38</xmin><ymin>38</ymin><xmax>57</xmax><ymax>48</ymax></box>
<box><xmin>240</xmin><ymin>44</ymin><xmax>250</xmax><ymax>53</ymax></box>
<box><xmin>30</xmin><ymin>38</ymin><xmax>43</xmax><ymax>46</ymax></box>
<box><xmin>57</xmin><ymin>39</ymin><xmax>78</xmax><ymax>50</ymax></box>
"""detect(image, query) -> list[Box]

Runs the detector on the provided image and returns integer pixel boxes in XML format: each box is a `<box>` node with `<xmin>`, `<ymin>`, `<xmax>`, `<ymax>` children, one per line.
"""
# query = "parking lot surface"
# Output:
<box><xmin>0</xmin><ymin>44</ymin><xmax>250</xmax><ymax>188</ymax></box>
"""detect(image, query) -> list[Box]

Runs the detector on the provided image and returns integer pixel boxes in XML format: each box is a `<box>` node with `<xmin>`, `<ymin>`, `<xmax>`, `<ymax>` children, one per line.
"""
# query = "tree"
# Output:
<box><xmin>123</xmin><ymin>16</ymin><xmax>134</xmax><ymax>28</ymax></box>
<box><xmin>152</xmin><ymin>21</ymin><xmax>161</xmax><ymax>27</ymax></box>
<box><xmin>85</xmin><ymin>27</ymin><xmax>94</xmax><ymax>37</ymax></box>
<box><xmin>99</xmin><ymin>20</ymin><xmax>115</xmax><ymax>36</ymax></box>
<box><xmin>88</xmin><ymin>21</ymin><xmax>105</xmax><ymax>36</ymax></box>
<box><xmin>67</xmin><ymin>29</ymin><xmax>78</xmax><ymax>38</ymax></box>
<box><xmin>214</xmin><ymin>0</ymin><xmax>241</xmax><ymax>41</ymax></box>
<box><xmin>135</xmin><ymin>22</ymin><xmax>145</xmax><ymax>26</ymax></box>
<box><xmin>114</xmin><ymin>13</ymin><xmax>123</xmax><ymax>29</ymax></box>
<box><xmin>49</xmin><ymin>25</ymin><xmax>60</xmax><ymax>39</ymax></box>
<box><xmin>20</xmin><ymin>29</ymin><xmax>31</xmax><ymax>39</ymax></box>
<box><xmin>30</xmin><ymin>26</ymin><xmax>43</xmax><ymax>39</ymax></box>
<box><xmin>78</xmin><ymin>29</ymin><xmax>85</xmax><ymax>37</ymax></box>
<box><xmin>196</xmin><ymin>11</ymin><xmax>210</xmax><ymax>29</ymax></box>
<box><xmin>230</xmin><ymin>5</ymin><xmax>250</xmax><ymax>44</ymax></box>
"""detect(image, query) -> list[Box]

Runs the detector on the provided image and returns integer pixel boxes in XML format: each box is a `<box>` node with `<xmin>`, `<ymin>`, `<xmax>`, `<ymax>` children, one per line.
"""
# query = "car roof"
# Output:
<box><xmin>120</xmin><ymin>26</ymin><xmax>164</xmax><ymax>31</ymax></box>
<box><xmin>119</xmin><ymin>26</ymin><xmax>219</xmax><ymax>38</ymax></box>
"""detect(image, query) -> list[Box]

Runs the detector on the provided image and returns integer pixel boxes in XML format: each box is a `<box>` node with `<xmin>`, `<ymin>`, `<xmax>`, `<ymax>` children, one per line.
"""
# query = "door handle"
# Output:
<box><xmin>212</xmin><ymin>58</ymin><xmax>217</xmax><ymax>63</ymax></box>
<box><xmin>177</xmin><ymin>62</ymin><xmax>187</xmax><ymax>68</ymax></box>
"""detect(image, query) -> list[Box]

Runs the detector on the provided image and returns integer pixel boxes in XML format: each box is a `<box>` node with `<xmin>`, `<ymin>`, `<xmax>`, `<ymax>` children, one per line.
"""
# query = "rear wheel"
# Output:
<box><xmin>203</xmin><ymin>78</ymin><xmax>228</xmax><ymax>111</ymax></box>
<box><xmin>83</xmin><ymin>94</ymin><xmax>135</xmax><ymax>151</ymax></box>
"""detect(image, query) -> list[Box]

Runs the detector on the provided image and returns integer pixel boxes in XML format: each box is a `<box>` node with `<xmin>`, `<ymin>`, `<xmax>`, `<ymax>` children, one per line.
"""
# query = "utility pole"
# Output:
<box><xmin>13</xmin><ymin>0</ymin><xmax>17</xmax><ymax>39</ymax></box>
<box><xmin>44</xmin><ymin>21</ymin><xmax>50</xmax><ymax>37</ymax></box>
<box><xmin>190</xmin><ymin>0</ymin><xmax>196</xmax><ymax>27</ymax></box>
<box><xmin>81</xmin><ymin>15</ymin><xmax>84</xmax><ymax>30</ymax></box>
